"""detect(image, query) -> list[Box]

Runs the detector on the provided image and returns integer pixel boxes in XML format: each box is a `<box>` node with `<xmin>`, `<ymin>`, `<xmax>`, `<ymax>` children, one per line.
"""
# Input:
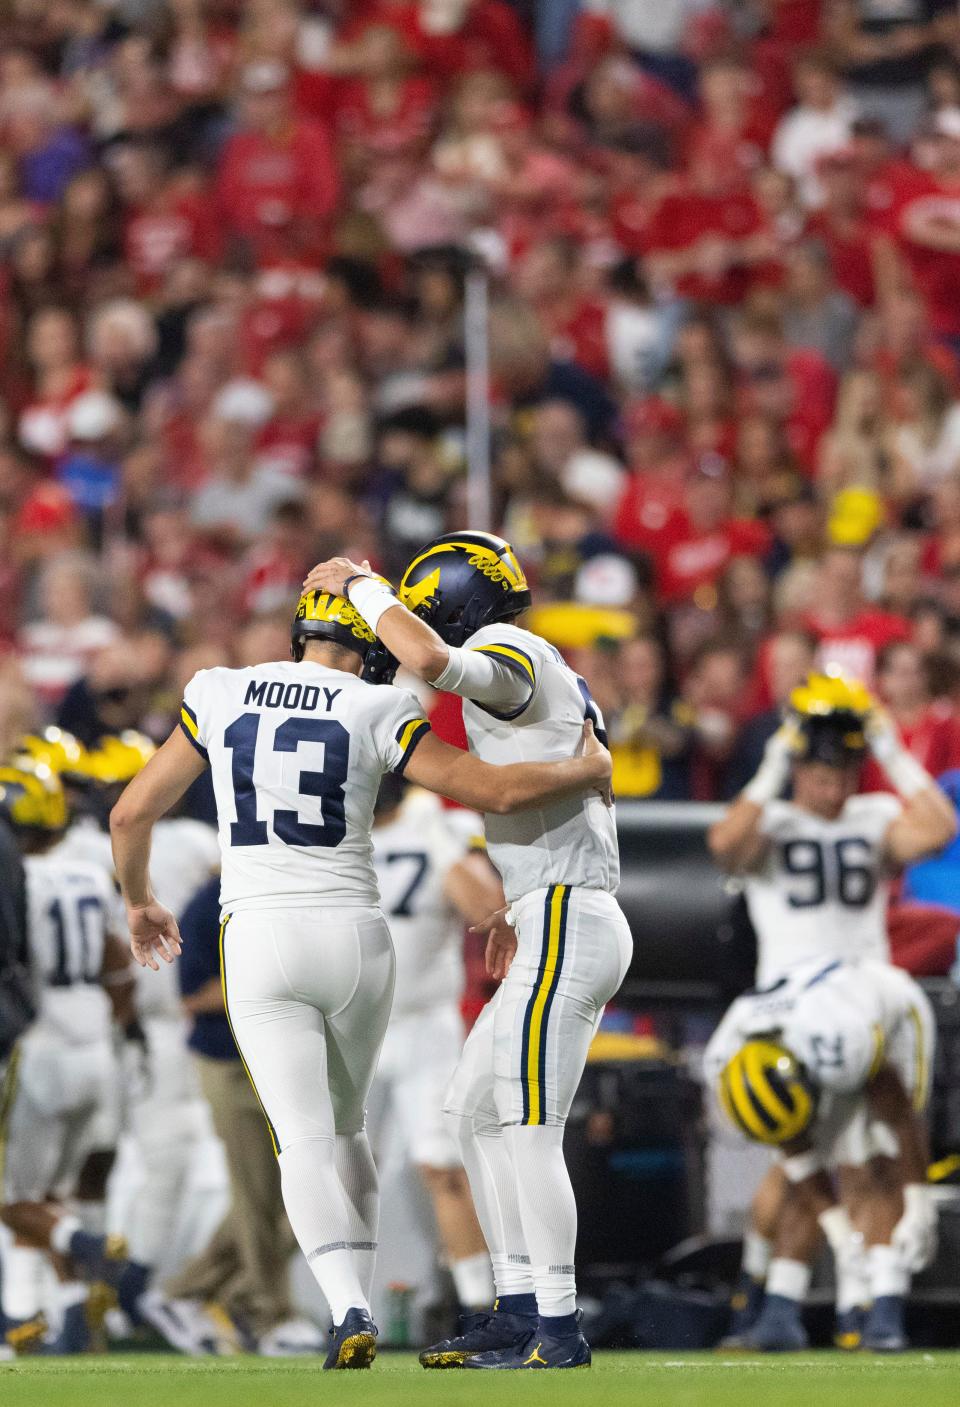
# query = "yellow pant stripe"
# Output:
<box><xmin>908</xmin><ymin>1006</ymin><xmax>928</xmax><ymax>1113</ymax></box>
<box><xmin>522</xmin><ymin>885</ymin><xmax>568</xmax><ymax>1126</ymax></box>
<box><xmin>219</xmin><ymin>916</ymin><xmax>280</xmax><ymax>1156</ymax></box>
<box><xmin>0</xmin><ymin>1043</ymin><xmax>22</xmax><ymax>1190</ymax></box>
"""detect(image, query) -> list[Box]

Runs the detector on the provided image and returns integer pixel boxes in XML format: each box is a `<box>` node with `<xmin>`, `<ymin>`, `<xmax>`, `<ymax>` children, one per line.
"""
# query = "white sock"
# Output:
<box><xmin>766</xmin><ymin>1258</ymin><xmax>811</xmax><ymax>1303</ymax></box>
<box><xmin>49</xmin><ymin>1215</ymin><xmax>82</xmax><ymax>1258</ymax></box>
<box><xmin>74</xmin><ymin>1201</ymin><xmax>106</xmax><ymax>1237</ymax></box>
<box><xmin>1</xmin><ymin>1242</ymin><xmax>45</xmax><ymax>1320</ymax></box>
<box><xmin>451</xmin><ymin>1252</ymin><xmax>495</xmax><ymax>1310</ymax></box>
<box><xmin>334</xmin><ymin>1131</ymin><xmax>379</xmax><ymax>1300</ymax></box>
<box><xmin>836</xmin><ymin>1257</ymin><xmax>872</xmax><ymax>1315</ymax></box>
<box><xmin>506</xmin><ymin>1124</ymin><xmax>578</xmax><ymax>1318</ymax></box>
<box><xmin>446</xmin><ymin>1111</ymin><xmax>533</xmax><ymax>1297</ymax></box>
<box><xmin>869</xmin><ymin>1243</ymin><xmax>910</xmax><ymax>1299</ymax></box>
<box><xmin>278</xmin><ymin>1135</ymin><xmax>368</xmax><ymax>1324</ymax></box>
<box><xmin>743</xmin><ymin>1229</ymin><xmax>773</xmax><ymax>1281</ymax></box>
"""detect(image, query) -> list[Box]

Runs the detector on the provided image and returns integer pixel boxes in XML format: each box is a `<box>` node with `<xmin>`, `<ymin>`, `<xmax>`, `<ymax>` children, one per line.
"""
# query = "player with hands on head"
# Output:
<box><xmin>109</xmin><ymin>581</ymin><xmax>611</xmax><ymax>1371</ymax></box>
<box><xmin>708</xmin><ymin>671</ymin><xmax>954</xmax><ymax>1352</ymax></box>
<box><xmin>304</xmin><ymin>533</ymin><xmax>631</xmax><ymax>1371</ymax></box>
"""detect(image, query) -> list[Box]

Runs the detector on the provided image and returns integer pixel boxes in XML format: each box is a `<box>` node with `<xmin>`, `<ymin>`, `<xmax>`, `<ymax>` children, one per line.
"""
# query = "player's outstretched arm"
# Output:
<box><xmin>305</xmin><ymin>556</ymin><xmax>449</xmax><ymax>679</ymax></box>
<box><xmin>110</xmin><ymin>726</ymin><xmax>207</xmax><ymax>970</ymax></box>
<box><xmin>404</xmin><ymin>720</ymin><xmax>612</xmax><ymax>814</ymax></box>
<box><xmin>868</xmin><ymin>707</ymin><xmax>958</xmax><ymax>863</ymax></box>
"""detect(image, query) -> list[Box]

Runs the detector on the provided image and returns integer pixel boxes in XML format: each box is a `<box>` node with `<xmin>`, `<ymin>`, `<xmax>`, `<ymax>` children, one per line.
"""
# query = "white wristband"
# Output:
<box><xmin>743</xmin><ymin>747</ymin><xmax>790</xmax><ymax>806</ymax></box>
<box><xmin>882</xmin><ymin>747</ymin><xmax>934</xmax><ymax>799</ymax></box>
<box><xmin>346</xmin><ymin>576</ymin><xmax>401</xmax><ymax>634</ymax></box>
<box><xmin>781</xmin><ymin>1149</ymin><xmax>823</xmax><ymax>1184</ymax></box>
<box><xmin>817</xmin><ymin>1204</ymin><xmax>855</xmax><ymax>1253</ymax></box>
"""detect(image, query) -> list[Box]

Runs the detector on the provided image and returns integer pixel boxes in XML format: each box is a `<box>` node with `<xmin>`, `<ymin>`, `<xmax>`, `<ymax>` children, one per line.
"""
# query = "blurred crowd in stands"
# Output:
<box><xmin>5</xmin><ymin>0</ymin><xmax>960</xmax><ymax>800</ymax></box>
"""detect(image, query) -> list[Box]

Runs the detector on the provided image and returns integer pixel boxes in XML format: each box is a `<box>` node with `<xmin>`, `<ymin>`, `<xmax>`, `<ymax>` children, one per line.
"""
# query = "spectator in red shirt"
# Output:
<box><xmin>116</xmin><ymin>142</ymin><xmax>222</xmax><ymax>294</ymax></box>
<box><xmin>804</xmin><ymin>148</ymin><xmax>879</xmax><ymax>308</ymax></box>
<box><xmin>803</xmin><ymin>544</ymin><xmax>912</xmax><ymax>683</ymax></box>
<box><xmin>684</xmin><ymin>55</ymin><xmax>772</xmax><ymax>196</ymax></box>
<box><xmin>334</xmin><ymin>23</ymin><xmax>436</xmax><ymax>183</ymax></box>
<box><xmin>657</xmin><ymin>454</ymin><xmax>770</xmax><ymax>607</ymax></box>
<box><xmin>863</xmin><ymin>639</ymin><xmax>960</xmax><ymax>788</ymax></box>
<box><xmin>217</xmin><ymin>60</ymin><xmax>339</xmax><ymax>266</ymax></box>
<box><xmin>612</xmin><ymin>396</ymin><xmax>689</xmax><ymax>558</ymax></box>
<box><xmin>890</xmin><ymin>107</ymin><xmax>960</xmax><ymax>352</ymax></box>
<box><xmin>512</xmin><ymin>236</ymin><xmax>610</xmax><ymax>382</ymax></box>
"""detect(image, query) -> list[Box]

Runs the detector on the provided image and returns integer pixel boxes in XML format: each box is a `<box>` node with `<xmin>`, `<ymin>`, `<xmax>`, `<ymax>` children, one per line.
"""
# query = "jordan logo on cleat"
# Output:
<box><xmin>524</xmin><ymin>1342</ymin><xmax>548</xmax><ymax>1366</ymax></box>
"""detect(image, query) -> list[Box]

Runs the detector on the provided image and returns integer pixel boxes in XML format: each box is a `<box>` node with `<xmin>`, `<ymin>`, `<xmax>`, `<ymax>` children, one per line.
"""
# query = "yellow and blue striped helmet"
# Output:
<box><xmin>0</xmin><ymin>758</ymin><xmax>68</xmax><ymax>833</ymax></box>
<box><xmin>719</xmin><ymin>1040</ymin><xmax>817</xmax><ymax>1146</ymax></box>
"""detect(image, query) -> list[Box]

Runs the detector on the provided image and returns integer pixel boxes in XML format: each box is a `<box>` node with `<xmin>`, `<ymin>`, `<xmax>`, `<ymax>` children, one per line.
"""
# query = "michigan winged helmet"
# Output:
<box><xmin>786</xmin><ymin>672</ymin><xmax>873</xmax><ymax>768</ymax></box>
<box><xmin>398</xmin><ymin>531</ymin><xmax>532</xmax><ymax>648</ymax></box>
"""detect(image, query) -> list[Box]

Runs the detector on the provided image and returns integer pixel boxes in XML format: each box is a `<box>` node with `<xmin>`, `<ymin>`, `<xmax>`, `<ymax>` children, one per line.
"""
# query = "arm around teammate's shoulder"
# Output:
<box><xmin>403</xmin><ymin>720</ymin><xmax>612</xmax><ymax>814</ymax></box>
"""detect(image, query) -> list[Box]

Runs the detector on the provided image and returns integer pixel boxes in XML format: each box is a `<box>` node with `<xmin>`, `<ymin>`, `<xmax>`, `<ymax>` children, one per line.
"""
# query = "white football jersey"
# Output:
<box><xmin>25</xmin><ymin>854</ymin><xmax>114</xmax><ymax>1045</ymax></box>
<box><xmin>373</xmin><ymin>790</ymin><xmax>477</xmax><ymax>1014</ymax></box>
<box><xmin>54</xmin><ymin>816</ymin><xmax>220</xmax><ymax>1017</ymax></box>
<box><xmin>181</xmin><ymin>660</ymin><xmax>431</xmax><ymax>913</ymax></box>
<box><xmin>451</xmin><ymin>623</ymin><xmax>619</xmax><ymax>903</ymax></box>
<box><xmin>746</xmin><ymin>793</ymin><xmax>903</xmax><ymax>986</ymax></box>
<box><xmin>705</xmin><ymin>956</ymin><xmax>931</xmax><ymax>1105</ymax></box>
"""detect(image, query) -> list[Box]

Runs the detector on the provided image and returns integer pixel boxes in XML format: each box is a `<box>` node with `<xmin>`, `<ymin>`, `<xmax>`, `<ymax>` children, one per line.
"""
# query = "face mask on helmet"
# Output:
<box><xmin>399</xmin><ymin>532</ymin><xmax>532</xmax><ymax>648</ymax></box>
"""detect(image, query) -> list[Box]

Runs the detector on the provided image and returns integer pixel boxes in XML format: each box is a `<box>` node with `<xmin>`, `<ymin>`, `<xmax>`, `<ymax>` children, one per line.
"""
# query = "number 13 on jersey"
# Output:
<box><xmin>224</xmin><ymin>712</ymin><xmax>350</xmax><ymax>849</ymax></box>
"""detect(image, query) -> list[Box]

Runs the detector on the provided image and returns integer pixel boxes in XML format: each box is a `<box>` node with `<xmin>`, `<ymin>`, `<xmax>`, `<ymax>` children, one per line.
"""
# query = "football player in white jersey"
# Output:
<box><xmin>704</xmin><ymin>956</ymin><xmax>936</xmax><ymax>1353</ymax></box>
<box><xmin>108</xmin><ymin>586</ymin><xmax>611</xmax><ymax>1371</ymax></box>
<box><xmin>370</xmin><ymin>779</ymin><xmax>501</xmax><ymax>1317</ymax></box>
<box><xmin>0</xmin><ymin>760</ymin><xmax>139</xmax><ymax>1355</ymax></box>
<box><xmin>305</xmin><ymin>532</ymin><xmax>632</xmax><ymax>1371</ymax></box>
<box><xmin>51</xmin><ymin>732</ymin><xmax>220</xmax><ymax>1323</ymax></box>
<box><xmin>707</xmin><ymin>673</ymin><xmax>954</xmax><ymax>1351</ymax></box>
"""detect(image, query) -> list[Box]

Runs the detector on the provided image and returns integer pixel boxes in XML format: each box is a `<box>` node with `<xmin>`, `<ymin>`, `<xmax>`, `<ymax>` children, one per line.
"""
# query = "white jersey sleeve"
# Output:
<box><xmin>432</xmin><ymin>635</ymin><xmax>536</xmax><ymax>719</ymax></box>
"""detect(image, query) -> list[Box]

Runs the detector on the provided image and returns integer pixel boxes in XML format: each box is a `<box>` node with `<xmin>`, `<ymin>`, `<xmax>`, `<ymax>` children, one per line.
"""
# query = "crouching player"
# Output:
<box><xmin>707</xmin><ymin>672</ymin><xmax>954</xmax><ymax>1350</ymax></box>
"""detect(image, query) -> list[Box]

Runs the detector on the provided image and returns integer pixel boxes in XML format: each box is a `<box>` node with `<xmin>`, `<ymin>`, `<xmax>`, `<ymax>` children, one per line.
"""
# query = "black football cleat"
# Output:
<box><xmin>463</xmin><ymin>1322</ymin><xmax>591</xmax><ymax>1370</ymax></box>
<box><xmin>743</xmin><ymin>1294</ymin><xmax>809</xmax><ymax>1352</ymax></box>
<box><xmin>863</xmin><ymin>1296</ymin><xmax>908</xmax><ymax>1352</ymax></box>
<box><xmin>323</xmin><ymin>1307</ymin><xmax>377</xmax><ymax>1369</ymax></box>
<box><xmin>834</xmin><ymin>1306</ymin><xmax>867</xmax><ymax>1351</ymax></box>
<box><xmin>419</xmin><ymin>1309</ymin><xmax>538</xmax><ymax>1368</ymax></box>
<box><xmin>719</xmin><ymin>1272</ymin><xmax>766</xmax><ymax>1348</ymax></box>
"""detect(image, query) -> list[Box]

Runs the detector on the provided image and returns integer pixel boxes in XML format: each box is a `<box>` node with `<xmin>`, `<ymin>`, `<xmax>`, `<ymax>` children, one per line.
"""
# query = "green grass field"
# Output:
<box><xmin>4</xmin><ymin>1352</ymin><xmax>960</xmax><ymax>1407</ymax></box>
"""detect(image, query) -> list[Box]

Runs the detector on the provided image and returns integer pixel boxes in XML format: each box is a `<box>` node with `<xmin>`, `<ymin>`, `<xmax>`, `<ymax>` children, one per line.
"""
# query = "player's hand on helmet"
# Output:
<box><xmin>471</xmin><ymin>906</ymin><xmax>518</xmax><ymax>981</ymax></box>
<box><xmin>303</xmin><ymin>557</ymin><xmax>373</xmax><ymax>598</ymax></box>
<box><xmin>892</xmin><ymin>1183</ymin><xmax>938</xmax><ymax>1271</ymax></box>
<box><xmin>581</xmin><ymin>719</ymin><xmax>614</xmax><ymax>807</ymax></box>
<box><xmin>865</xmin><ymin>702</ymin><xmax>901</xmax><ymax>766</ymax></box>
<box><xmin>127</xmin><ymin>902</ymin><xmax>182</xmax><ymax>971</ymax></box>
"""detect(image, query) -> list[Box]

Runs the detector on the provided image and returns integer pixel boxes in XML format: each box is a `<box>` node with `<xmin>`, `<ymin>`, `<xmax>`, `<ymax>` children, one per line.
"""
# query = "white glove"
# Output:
<box><xmin>891</xmin><ymin>1183</ymin><xmax>938</xmax><ymax>1272</ymax></box>
<box><xmin>866</xmin><ymin>708</ymin><xmax>932</xmax><ymax>797</ymax></box>
<box><xmin>743</xmin><ymin>720</ymin><xmax>796</xmax><ymax>806</ymax></box>
<box><xmin>818</xmin><ymin>1205</ymin><xmax>868</xmax><ymax>1279</ymax></box>
<box><xmin>118</xmin><ymin>1021</ymin><xmax>153</xmax><ymax>1108</ymax></box>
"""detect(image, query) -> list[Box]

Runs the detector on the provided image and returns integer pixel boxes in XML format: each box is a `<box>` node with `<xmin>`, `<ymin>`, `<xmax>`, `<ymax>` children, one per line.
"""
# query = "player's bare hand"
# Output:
<box><xmin>471</xmin><ymin>905</ymin><xmax>517</xmax><ymax>980</ymax></box>
<box><xmin>127</xmin><ymin>902</ymin><xmax>182</xmax><ymax>971</ymax></box>
<box><xmin>581</xmin><ymin>719</ymin><xmax>614</xmax><ymax>807</ymax></box>
<box><xmin>302</xmin><ymin>557</ymin><xmax>372</xmax><ymax>598</ymax></box>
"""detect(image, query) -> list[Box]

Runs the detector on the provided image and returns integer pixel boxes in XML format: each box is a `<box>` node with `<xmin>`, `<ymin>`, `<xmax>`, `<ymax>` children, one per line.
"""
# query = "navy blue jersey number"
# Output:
<box><xmin>384</xmin><ymin>851</ymin><xmax>430</xmax><ymax>917</ymax></box>
<box><xmin>225</xmin><ymin>713</ymin><xmax>350</xmax><ymax>848</ymax></box>
<box><xmin>781</xmin><ymin>837</ymin><xmax>875</xmax><ymax>910</ymax></box>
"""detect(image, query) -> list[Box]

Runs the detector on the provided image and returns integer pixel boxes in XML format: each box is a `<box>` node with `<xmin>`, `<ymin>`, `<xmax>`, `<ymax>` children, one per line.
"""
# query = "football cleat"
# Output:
<box><xmin>4</xmin><ymin>1314</ymin><xmax>48</xmax><ymax>1356</ymax></box>
<box><xmin>419</xmin><ymin>1309</ymin><xmax>538</xmax><ymax>1368</ymax></box>
<box><xmin>138</xmin><ymin>1292</ymin><xmax>220</xmax><ymax>1355</ymax></box>
<box><xmin>863</xmin><ymin>1296</ymin><xmax>908</xmax><ymax>1352</ymax></box>
<box><xmin>323</xmin><ymin>1307</ymin><xmax>377</xmax><ymax>1369</ymax></box>
<box><xmin>463</xmin><ymin>1323</ymin><xmax>591</xmax><ymax>1370</ymax></box>
<box><xmin>720</xmin><ymin>1272</ymin><xmax>766</xmax><ymax>1347</ymax></box>
<box><xmin>743</xmin><ymin>1294</ymin><xmax>809</xmax><ymax>1352</ymax></box>
<box><xmin>834</xmin><ymin>1306</ymin><xmax>867</xmax><ymax>1351</ymax></box>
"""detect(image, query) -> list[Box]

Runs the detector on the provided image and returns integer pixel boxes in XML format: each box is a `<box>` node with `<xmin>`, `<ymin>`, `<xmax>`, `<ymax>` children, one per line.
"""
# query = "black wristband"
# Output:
<box><xmin>341</xmin><ymin>572</ymin><xmax>367</xmax><ymax>598</ymax></box>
